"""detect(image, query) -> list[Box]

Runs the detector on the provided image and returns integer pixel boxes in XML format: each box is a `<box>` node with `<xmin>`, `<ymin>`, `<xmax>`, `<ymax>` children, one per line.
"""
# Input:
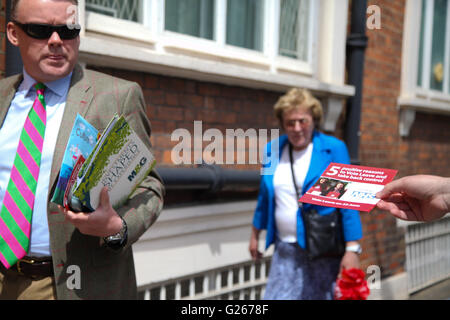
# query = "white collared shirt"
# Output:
<box><xmin>0</xmin><ymin>69</ymin><xmax>71</xmax><ymax>257</ymax></box>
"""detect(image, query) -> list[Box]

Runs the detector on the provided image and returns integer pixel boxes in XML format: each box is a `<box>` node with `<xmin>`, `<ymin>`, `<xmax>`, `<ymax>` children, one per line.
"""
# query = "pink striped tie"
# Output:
<box><xmin>0</xmin><ymin>83</ymin><xmax>46</xmax><ymax>269</ymax></box>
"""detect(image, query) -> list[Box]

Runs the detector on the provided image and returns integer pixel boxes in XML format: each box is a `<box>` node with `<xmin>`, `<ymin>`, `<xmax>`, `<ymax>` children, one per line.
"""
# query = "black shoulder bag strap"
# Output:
<box><xmin>288</xmin><ymin>143</ymin><xmax>301</xmax><ymax>207</ymax></box>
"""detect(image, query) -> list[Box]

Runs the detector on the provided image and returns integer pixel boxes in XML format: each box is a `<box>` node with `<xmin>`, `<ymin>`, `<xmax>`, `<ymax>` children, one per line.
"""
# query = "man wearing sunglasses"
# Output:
<box><xmin>0</xmin><ymin>0</ymin><xmax>164</xmax><ymax>300</ymax></box>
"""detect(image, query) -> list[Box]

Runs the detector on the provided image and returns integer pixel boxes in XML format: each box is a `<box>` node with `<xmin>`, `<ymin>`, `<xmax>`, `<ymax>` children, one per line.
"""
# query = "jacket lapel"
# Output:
<box><xmin>47</xmin><ymin>64</ymin><xmax>94</xmax><ymax>201</ymax></box>
<box><xmin>0</xmin><ymin>74</ymin><xmax>23</xmax><ymax>129</ymax></box>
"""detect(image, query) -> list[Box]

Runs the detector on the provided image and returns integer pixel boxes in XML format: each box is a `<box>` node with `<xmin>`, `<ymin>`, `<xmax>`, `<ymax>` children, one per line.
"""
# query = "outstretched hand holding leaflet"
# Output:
<box><xmin>376</xmin><ymin>175</ymin><xmax>450</xmax><ymax>222</ymax></box>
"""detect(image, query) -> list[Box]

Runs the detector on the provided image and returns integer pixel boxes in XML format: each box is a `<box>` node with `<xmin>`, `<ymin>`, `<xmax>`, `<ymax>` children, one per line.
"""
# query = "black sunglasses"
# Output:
<box><xmin>13</xmin><ymin>21</ymin><xmax>80</xmax><ymax>40</ymax></box>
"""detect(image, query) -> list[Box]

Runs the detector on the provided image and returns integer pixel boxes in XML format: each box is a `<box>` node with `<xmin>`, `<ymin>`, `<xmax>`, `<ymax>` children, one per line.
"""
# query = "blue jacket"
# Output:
<box><xmin>253</xmin><ymin>131</ymin><xmax>363</xmax><ymax>250</ymax></box>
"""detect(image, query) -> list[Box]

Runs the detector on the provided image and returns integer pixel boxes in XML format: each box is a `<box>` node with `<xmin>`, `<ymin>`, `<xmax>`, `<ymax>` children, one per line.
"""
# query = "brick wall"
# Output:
<box><xmin>400</xmin><ymin>112</ymin><xmax>450</xmax><ymax>177</ymax></box>
<box><xmin>357</xmin><ymin>0</ymin><xmax>407</xmax><ymax>278</ymax></box>
<box><xmin>89</xmin><ymin>66</ymin><xmax>281</xmax><ymax>205</ymax></box>
<box><xmin>359</xmin><ymin>0</ymin><xmax>450</xmax><ymax>278</ymax></box>
<box><xmin>89</xmin><ymin>67</ymin><xmax>281</xmax><ymax>171</ymax></box>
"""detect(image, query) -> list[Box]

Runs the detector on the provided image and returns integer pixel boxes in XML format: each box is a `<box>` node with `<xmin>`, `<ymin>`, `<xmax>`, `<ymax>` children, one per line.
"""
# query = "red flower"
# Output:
<box><xmin>334</xmin><ymin>268</ymin><xmax>370</xmax><ymax>300</ymax></box>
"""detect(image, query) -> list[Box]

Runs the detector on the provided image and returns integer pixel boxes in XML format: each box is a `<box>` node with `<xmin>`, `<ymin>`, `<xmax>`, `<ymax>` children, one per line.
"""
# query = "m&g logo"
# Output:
<box><xmin>128</xmin><ymin>157</ymin><xmax>148</xmax><ymax>182</ymax></box>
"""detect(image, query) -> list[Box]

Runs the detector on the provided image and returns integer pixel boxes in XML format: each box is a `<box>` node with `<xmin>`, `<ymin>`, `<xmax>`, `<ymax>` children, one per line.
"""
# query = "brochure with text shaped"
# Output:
<box><xmin>51</xmin><ymin>114</ymin><xmax>98</xmax><ymax>205</ymax></box>
<box><xmin>299</xmin><ymin>163</ymin><xmax>398</xmax><ymax>212</ymax></box>
<box><xmin>69</xmin><ymin>114</ymin><xmax>156</xmax><ymax>212</ymax></box>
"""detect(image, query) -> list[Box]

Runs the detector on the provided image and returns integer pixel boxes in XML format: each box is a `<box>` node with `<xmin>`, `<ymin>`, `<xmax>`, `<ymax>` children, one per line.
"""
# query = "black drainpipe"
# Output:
<box><xmin>344</xmin><ymin>0</ymin><xmax>368</xmax><ymax>165</ymax></box>
<box><xmin>5</xmin><ymin>0</ymin><xmax>23</xmax><ymax>77</ymax></box>
<box><xmin>156</xmin><ymin>165</ymin><xmax>261</xmax><ymax>192</ymax></box>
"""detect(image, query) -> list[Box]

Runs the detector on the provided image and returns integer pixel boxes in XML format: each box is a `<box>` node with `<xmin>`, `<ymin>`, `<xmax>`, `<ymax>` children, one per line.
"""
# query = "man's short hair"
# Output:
<box><xmin>11</xmin><ymin>0</ymin><xmax>79</xmax><ymax>21</ymax></box>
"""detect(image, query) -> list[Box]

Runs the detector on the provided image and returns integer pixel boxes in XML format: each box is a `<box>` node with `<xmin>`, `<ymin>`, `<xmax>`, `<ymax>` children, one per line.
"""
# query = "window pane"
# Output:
<box><xmin>86</xmin><ymin>0</ymin><xmax>142</xmax><ymax>22</ymax></box>
<box><xmin>165</xmin><ymin>0</ymin><xmax>215</xmax><ymax>40</ymax></box>
<box><xmin>279</xmin><ymin>0</ymin><xmax>310</xmax><ymax>61</ymax></box>
<box><xmin>429</xmin><ymin>0</ymin><xmax>448</xmax><ymax>91</ymax></box>
<box><xmin>226</xmin><ymin>0</ymin><xmax>264</xmax><ymax>51</ymax></box>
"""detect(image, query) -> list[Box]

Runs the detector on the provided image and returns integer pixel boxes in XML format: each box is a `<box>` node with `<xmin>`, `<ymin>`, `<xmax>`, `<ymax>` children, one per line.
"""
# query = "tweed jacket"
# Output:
<box><xmin>0</xmin><ymin>64</ymin><xmax>164</xmax><ymax>300</ymax></box>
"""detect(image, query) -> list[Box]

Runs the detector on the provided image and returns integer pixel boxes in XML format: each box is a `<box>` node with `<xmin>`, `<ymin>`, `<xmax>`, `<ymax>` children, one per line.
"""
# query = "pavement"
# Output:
<box><xmin>409</xmin><ymin>278</ymin><xmax>450</xmax><ymax>300</ymax></box>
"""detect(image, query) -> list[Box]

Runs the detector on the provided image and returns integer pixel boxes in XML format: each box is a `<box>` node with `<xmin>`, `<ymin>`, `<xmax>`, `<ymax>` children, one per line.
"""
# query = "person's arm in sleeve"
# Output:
<box><xmin>250</xmin><ymin>178</ymin><xmax>268</xmax><ymax>260</ymax></box>
<box><xmin>116</xmin><ymin>82</ymin><xmax>165</xmax><ymax>250</ymax></box>
<box><xmin>61</xmin><ymin>82</ymin><xmax>164</xmax><ymax>250</ymax></box>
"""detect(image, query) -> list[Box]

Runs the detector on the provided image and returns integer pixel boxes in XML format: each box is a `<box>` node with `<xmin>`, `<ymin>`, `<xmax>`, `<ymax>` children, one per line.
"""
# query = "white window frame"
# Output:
<box><xmin>416</xmin><ymin>0</ymin><xmax>450</xmax><ymax>94</ymax></box>
<box><xmin>78</xmin><ymin>0</ymin><xmax>354</xmax><ymax>118</ymax></box>
<box><xmin>399</xmin><ymin>0</ymin><xmax>450</xmax><ymax>136</ymax></box>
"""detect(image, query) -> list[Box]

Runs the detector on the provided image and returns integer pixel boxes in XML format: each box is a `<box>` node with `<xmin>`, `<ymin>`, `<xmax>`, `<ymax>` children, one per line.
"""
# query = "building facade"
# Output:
<box><xmin>1</xmin><ymin>0</ymin><xmax>449</xmax><ymax>299</ymax></box>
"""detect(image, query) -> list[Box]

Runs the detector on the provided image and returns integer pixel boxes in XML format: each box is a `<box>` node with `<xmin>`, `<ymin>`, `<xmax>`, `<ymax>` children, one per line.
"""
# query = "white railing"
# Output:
<box><xmin>138</xmin><ymin>257</ymin><xmax>271</xmax><ymax>300</ymax></box>
<box><xmin>405</xmin><ymin>216</ymin><xmax>450</xmax><ymax>293</ymax></box>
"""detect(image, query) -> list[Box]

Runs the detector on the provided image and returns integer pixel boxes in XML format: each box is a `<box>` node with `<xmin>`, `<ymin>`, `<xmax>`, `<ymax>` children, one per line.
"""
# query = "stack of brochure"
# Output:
<box><xmin>52</xmin><ymin>114</ymin><xmax>156</xmax><ymax>212</ymax></box>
